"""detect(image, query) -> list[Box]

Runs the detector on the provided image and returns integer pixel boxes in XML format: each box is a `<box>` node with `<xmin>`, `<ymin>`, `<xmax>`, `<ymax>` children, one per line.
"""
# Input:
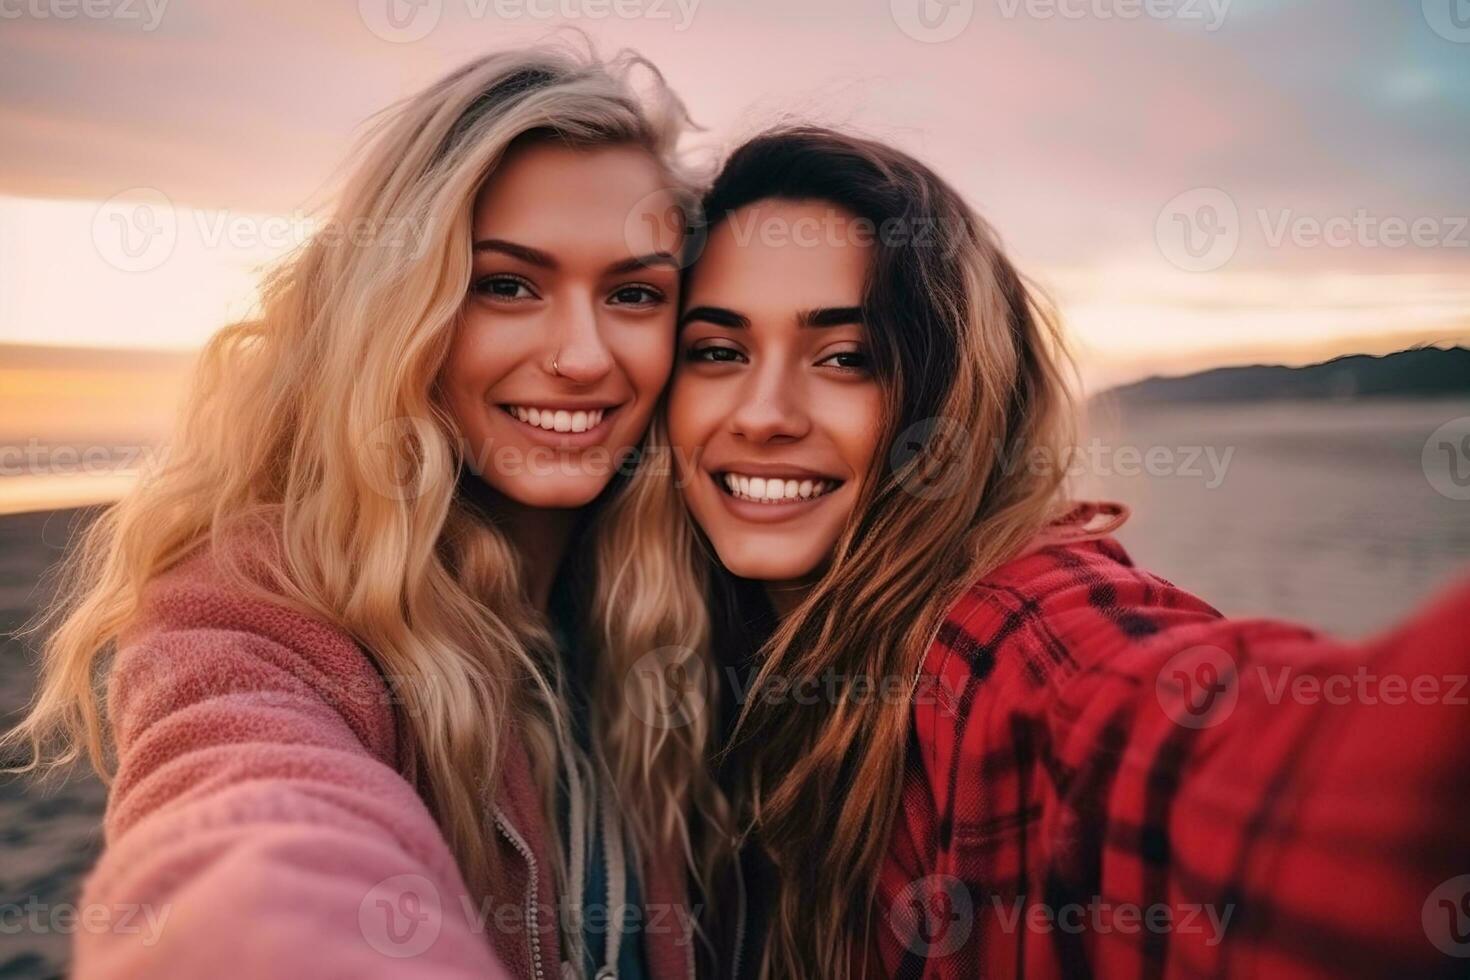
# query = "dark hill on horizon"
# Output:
<box><xmin>1104</xmin><ymin>346</ymin><xmax>1470</xmax><ymax>405</ymax></box>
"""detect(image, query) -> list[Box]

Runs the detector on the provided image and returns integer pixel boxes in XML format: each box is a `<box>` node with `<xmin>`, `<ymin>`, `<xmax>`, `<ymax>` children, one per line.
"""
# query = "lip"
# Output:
<box><xmin>706</xmin><ymin>468</ymin><xmax>844</xmax><ymax>524</ymax></box>
<box><xmin>707</xmin><ymin>460</ymin><xmax>840</xmax><ymax>481</ymax></box>
<box><xmin>500</xmin><ymin>400</ymin><xmax>622</xmax><ymax>411</ymax></box>
<box><xmin>499</xmin><ymin>402</ymin><xmax>623</xmax><ymax>447</ymax></box>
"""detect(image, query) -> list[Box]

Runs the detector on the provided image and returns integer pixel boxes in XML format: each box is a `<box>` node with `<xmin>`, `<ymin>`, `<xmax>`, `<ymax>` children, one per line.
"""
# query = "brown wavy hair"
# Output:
<box><xmin>695</xmin><ymin>128</ymin><xmax>1080</xmax><ymax>977</ymax></box>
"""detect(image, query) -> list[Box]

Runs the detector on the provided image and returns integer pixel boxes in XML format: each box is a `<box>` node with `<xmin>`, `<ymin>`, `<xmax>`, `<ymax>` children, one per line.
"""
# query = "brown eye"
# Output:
<box><xmin>686</xmin><ymin>343</ymin><xmax>745</xmax><ymax>364</ymax></box>
<box><xmin>473</xmin><ymin>275</ymin><xmax>537</xmax><ymax>301</ymax></box>
<box><xmin>817</xmin><ymin>349</ymin><xmax>871</xmax><ymax>372</ymax></box>
<box><xmin>609</xmin><ymin>284</ymin><xmax>666</xmax><ymax>307</ymax></box>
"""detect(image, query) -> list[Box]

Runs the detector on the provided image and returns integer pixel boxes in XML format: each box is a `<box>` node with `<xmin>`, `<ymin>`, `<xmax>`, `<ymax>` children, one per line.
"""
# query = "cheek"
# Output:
<box><xmin>443</xmin><ymin>316</ymin><xmax>518</xmax><ymax>397</ymax></box>
<box><xmin>441</xmin><ymin>330</ymin><xmax>492</xmax><ymax>431</ymax></box>
<box><xmin>824</xmin><ymin>386</ymin><xmax>885</xmax><ymax>481</ymax></box>
<box><xmin>666</xmin><ymin>371</ymin><xmax>719</xmax><ymax>454</ymax></box>
<box><xmin>612</xmin><ymin>322</ymin><xmax>677</xmax><ymax>403</ymax></box>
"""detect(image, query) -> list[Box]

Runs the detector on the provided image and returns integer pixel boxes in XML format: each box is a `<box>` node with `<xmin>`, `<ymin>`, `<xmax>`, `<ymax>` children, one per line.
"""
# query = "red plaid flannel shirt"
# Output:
<box><xmin>868</xmin><ymin>530</ymin><xmax>1470</xmax><ymax>978</ymax></box>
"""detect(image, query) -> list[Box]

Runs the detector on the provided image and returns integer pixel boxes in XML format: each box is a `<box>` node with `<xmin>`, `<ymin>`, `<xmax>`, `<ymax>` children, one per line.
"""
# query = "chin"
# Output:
<box><xmin>712</xmin><ymin>537</ymin><xmax>828</xmax><ymax>585</ymax></box>
<box><xmin>486</xmin><ymin>474</ymin><xmax>613</xmax><ymax>510</ymax></box>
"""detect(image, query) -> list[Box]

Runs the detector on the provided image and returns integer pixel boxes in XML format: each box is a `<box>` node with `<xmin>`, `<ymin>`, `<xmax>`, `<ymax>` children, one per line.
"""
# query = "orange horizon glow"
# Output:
<box><xmin>4</xmin><ymin>3</ymin><xmax>1468</xmax><ymax>513</ymax></box>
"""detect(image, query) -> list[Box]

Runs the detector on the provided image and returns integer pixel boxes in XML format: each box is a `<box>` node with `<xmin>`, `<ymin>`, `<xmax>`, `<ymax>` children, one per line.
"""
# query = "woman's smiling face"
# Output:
<box><xmin>441</xmin><ymin>138</ymin><xmax>683</xmax><ymax>510</ymax></box>
<box><xmin>668</xmin><ymin>199</ymin><xmax>885</xmax><ymax>587</ymax></box>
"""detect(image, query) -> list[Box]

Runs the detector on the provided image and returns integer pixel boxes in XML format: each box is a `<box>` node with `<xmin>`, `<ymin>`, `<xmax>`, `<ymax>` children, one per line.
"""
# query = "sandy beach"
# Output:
<box><xmin>1</xmin><ymin>508</ymin><xmax>107</xmax><ymax>980</ymax></box>
<box><xmin>1</xmin><ymin>397</ymin><xmax>1466</xmax><ymax>978</ymax></box>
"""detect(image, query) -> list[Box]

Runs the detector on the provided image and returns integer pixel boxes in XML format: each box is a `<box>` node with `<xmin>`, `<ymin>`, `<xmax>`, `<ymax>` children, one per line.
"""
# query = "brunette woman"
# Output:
<box><xmin>649</xmin><ymin>127</ymin><xmax>1470</xmax><ymax>978</ymax></box>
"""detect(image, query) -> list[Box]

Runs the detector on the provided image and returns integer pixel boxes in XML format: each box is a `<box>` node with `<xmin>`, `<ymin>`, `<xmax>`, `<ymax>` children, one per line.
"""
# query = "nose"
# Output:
<box><xmin>549</xmin><ymin>294</ymin><xmax>614</xmax><ymax>384</ymax></box>
<box><xmin>729</xmin><ymin>358</ymin><xmax>810</xmax><ymax>444</ymax></box>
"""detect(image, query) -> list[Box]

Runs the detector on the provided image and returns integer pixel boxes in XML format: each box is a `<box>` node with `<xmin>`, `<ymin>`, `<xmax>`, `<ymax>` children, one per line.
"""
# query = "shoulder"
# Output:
<box><xmin>921</xmin><ymin>535</ymin><xmax>1221</xmax><ymax>692</ymax></box>
<box><xmin>126</xmin><ymin>526</ymin><xmax>344</xmax><ymax>654</ymax></box>
<box><xmin>902</xmin><ymin>535</ymin><xmax>1241</xmax><ymax>846</ymax></box>
<box><xmin>111</xmin><ymin>533</ymin><xmax>398</xmax><ymax>766</ymax></box>
<box><xmin>908</xmin><ymin>534</ymin><xmax>1235</xmax><ymax>777</ymax></box>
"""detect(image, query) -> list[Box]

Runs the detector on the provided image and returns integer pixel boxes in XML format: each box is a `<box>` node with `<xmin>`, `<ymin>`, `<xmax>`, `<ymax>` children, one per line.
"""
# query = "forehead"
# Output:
<box><xmin>472</xmin><ymin>140</ymin><xmax>681</xmax><ymax>259</ymax></box>
<box><xmin>686</xmin><ymin>199</ymin><xmax>872</xmax><ymax>314</ymax></box>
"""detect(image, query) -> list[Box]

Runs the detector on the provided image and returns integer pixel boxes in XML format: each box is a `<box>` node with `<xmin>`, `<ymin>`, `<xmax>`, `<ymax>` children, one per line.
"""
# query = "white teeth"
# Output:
<box><xmin>505</xmin><ymin>406</ymin><xmax>606</xmax><ymax>433</ymax></box>
<box><xmin>721</xmin><ymin>473</ymin><xmax>836</xmax><ymax>503</ymax></box>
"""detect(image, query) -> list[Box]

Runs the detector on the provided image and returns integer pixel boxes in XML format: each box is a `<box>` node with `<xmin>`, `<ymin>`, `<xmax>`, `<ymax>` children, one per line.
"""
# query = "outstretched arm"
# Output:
<box><xmin>75</xmin><ymin>553</ymin><xmax>506</xmax><ymax>979</ymax></box>
<box><xmin>879</xmin><ymin>541</ymin><xmax>1470</xmax><ymax>978</ymax></box>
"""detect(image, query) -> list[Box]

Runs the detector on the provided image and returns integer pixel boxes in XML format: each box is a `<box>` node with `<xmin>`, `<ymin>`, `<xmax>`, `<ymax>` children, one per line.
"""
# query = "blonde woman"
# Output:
<box><xmin>649</xmin><ymin>127</ymin><xmax>1470</xmax><ymax>977</ymax></box>
<box><xmin>5</xmin><ymin>46</ymin><xmax>727</xmax><ymax>980</ymax></box>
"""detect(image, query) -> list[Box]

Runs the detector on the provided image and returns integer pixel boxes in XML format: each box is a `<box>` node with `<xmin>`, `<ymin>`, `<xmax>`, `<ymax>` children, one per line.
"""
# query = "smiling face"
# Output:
<box><xmin>441</xmin><ymin>138</ymin><xmax>683</xmax><ymax>510</ymax></box>
<box><xmin>668</xmin><ymin>199</ymin><xmax>885</xmax><ymax>590</ymax></box>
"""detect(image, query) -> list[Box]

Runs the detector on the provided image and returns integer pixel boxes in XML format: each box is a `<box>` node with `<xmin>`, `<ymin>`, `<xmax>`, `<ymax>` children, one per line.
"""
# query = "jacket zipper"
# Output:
<box><xmin>729</xmin><ymin>851</ymin><xmax>748</xmax><ymax>980</ymax></box>
<box><xmin>494</xmin><ymin>806</ymin><xmax>546</xmax><ymax>980</ymax></box>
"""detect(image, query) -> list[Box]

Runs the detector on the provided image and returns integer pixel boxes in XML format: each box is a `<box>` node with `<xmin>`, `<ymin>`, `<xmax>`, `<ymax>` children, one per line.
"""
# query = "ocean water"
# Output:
<box><xmin>1</xmin><ymin>508</ymin><xmax>107</xmax><ymax>980</ymax></box>
<box><xmin>1083</xmin><ymin>397</ymin><xmax>1470</xmax><ymax>637</ymax></box>
<box><xmin>1</xmin><ymin>398</ymin><xmax>1468</xmax><ymax>977</ymax></box>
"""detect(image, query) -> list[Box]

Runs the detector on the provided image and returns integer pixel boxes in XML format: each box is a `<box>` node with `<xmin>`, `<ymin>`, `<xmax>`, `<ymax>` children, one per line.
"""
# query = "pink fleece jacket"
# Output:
<box><xmin>74</xmin><ymin>543</ymin><xmax>695</xmax><ymax>980</ymax></box>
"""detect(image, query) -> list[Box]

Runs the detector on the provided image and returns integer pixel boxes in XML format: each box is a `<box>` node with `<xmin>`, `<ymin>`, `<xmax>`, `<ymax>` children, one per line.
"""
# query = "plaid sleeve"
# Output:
<box><xmin>870</xmin><ymin>539</ymin><xmax>1470</xmax><ymax>979</ymax></box>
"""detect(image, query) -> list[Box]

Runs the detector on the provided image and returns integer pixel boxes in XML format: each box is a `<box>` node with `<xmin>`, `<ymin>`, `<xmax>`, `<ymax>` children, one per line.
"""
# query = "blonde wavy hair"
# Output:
<box><xmin>631</xmin><ymin>127</ymin><xmax>1081</xmax><ymax>976</ymax></box>
<box><xmin>4</xmin><ymin>40</ymin><xmax>730</xmax><ymax>954</ymax></box>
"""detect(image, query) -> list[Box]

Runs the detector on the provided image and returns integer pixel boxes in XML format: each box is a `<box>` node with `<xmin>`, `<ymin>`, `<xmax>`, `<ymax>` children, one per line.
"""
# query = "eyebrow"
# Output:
<box><xmin>607</xmin><ymin>252</ymin><xmax>681</xmax><ymax>274</ymax></box>
<box><xmin>680</xmin><ymin>305</ymin><xmax>750</xmax><ymax>330</ymax></box>
<box><xmin>472</xmin><ymin>238</ymin><xmax>679</xmax><ymax>275</ymax></box>
<box><xmin>679</xmin><ymin>305</ymin><xmax>864</xmax><ymax>331</ymax></box>
<box><xmin>800</xmin><ymin>306</ymin><xmax>864</xmax><ymax>328</ymax></box>
<box><xmin>473</xmin><ymin>238</ymin><xmax>555</xmax><ymax>268</ymax></box>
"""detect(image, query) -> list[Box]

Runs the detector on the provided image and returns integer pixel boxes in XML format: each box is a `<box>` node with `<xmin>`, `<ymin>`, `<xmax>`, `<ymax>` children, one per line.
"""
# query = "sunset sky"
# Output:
<box><xmin>2</xmin><ymin>0</ymin><xmax>1468</xmax><ymax>394</ymax></box>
